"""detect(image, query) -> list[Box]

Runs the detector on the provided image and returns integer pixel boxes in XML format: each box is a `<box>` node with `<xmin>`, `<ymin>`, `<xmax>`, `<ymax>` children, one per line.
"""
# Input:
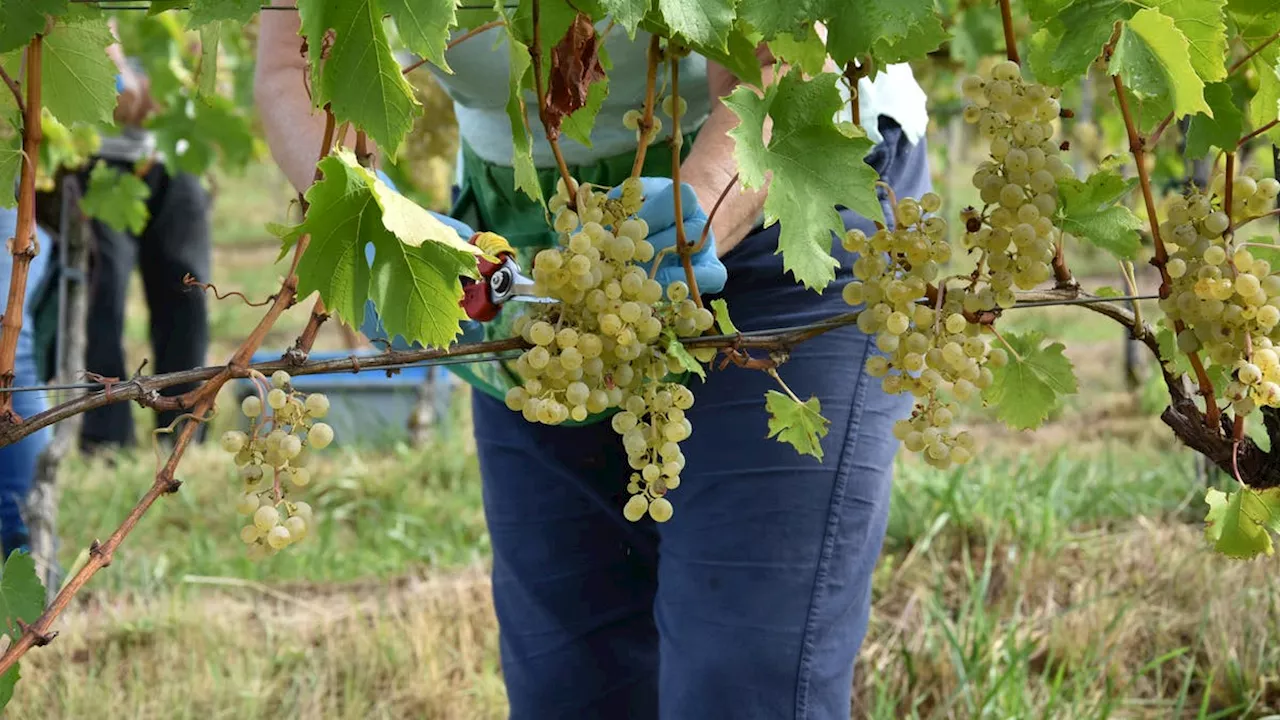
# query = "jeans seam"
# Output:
<box><xmin>793</xmin><ymin>331</ymin><xmax>875</xmax><ymax>718</ymax></box>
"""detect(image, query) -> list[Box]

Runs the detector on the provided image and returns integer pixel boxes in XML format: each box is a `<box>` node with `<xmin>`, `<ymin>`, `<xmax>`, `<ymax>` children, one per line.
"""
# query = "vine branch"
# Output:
<box><xmin>630</xmin><ymin>35</ymin><xmax>662</xmax><ymax>178</ymax></box>
<box><xmin>0</xmin><ymin>37</ymin><xmax>43</xmax><ymax>420</ymax></box>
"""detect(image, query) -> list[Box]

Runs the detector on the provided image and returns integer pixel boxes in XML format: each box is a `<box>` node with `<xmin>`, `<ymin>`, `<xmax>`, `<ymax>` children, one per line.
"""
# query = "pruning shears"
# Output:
<box><xmin>460</xmin><ymin>232</ymin><xmax>556</xmax><ymax>322</ymax></box>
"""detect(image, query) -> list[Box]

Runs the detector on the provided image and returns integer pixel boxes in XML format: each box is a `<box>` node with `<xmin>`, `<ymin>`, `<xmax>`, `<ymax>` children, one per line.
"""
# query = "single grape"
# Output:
<box><xmin>242</xmin><ymin>395</ymin><xmax>263</xmax><ymax>418</ymax></box>
<box><xmin>271</xmin><ymin>370</ymin><xmax>291</xmax><ymax>389</ymax></box>
<box><xmin>309</xmin><ymin>422</ymin><xmax>334</xmax><ymax>449</ymax></box>
<box><xmin>267</xmin><ymin>388</ymin><xmax>288</xmax><ymax>410</ymax></box>
<box><xmin>648</xmin><ymin>496</ymin><xmax>674</xmax><ymax>522</ymax></box>
<box><xmin>254</xmin><ymin>505</ymin><xmax>280</xmax><ymax>532</ymax></box>
<box><xmin>623</xmin><ymin>494</ymin><xmax>649</xmax><ymax>522</ymax></box>
<box><xmin>305</xmin><ymin>393</ymin><xmax>330</xmax><ymax>418</ymax></box>
<box><xmin>221</xmin><ymin>431</ymin><xmax>247</xmax><ymax>454</ymax></box>
<box><xmin>267</xmin><ymin>525</ymin><xmax>292</xmax><ymax>550</ymax></box>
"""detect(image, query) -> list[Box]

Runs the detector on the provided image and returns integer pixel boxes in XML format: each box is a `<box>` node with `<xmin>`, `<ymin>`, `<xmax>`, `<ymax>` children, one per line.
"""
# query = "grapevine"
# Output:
<box><xmin>0</xmin><ymin>0</ymin><xmax>1271</xmax><ymax>708</ymax></box>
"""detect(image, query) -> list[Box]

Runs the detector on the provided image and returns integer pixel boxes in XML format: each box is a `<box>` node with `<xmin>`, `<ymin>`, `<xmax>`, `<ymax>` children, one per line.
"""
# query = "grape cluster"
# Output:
<box><xmin>842</xmin><ymin>193</ymin><xmax>1002</xmax><ymax>469</ymax></box>
<box><xmin>505</xmin><ymin>180</ymin><xmax>713</xmax><ymax>522</ymax></box>
<box><xmin>221</xmin><ymin>370</ymin><xmax>333</xmax><ymax>559</ymax></box>
<box><xmin>961</xmin><ymin>60</ymin><xmax>1075</xmax><ymax>297</ymax></box>
<box><xmin>1158</xmin><ymin>170</ymin><xmax>1280</xmax><ymax>413</ymax></box>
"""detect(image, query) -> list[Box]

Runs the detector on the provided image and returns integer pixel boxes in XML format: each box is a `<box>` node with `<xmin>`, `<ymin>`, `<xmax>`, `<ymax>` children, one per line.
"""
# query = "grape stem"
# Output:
<box><xmin>998</xmin><ymin>0</ymin><xmax>1021</xmax><ymax>64</ymax></box>
<box><xmin>1240</xmin><ymin>120</ymin><xmax>1280</xmax><ymax>150</ymax></box>
<box><xmin>0</xmin><ymin>64</ymin><xmax>22</xmax><ymax>115</ymax></box>
<box><xmin>765</xmin><ymin>367</ymin><xmax>803</xmax><ymax>404</ymax></box>
<box><xmin>842</xmin><ymin>61</ymin><xmax>867</xmax><ymax>126</ymax></box>
<box><xmin>630</xmin><ymin>36</ymin><xmax>663</xmax><ymax>179</ymax></box>
<box><xmin>529</xmin><ymin>0</ymin><xmax>577</xmax><ymax>199</ymax></box>
<box><xmin>401</xmin><ymin>19</ymin><xmax>506</xmax><ymax>75</ymax></box>
<box><xmin>693</xmin><ymin>171</ymin><xmax>739</xmax><ymax>254</ymax></box>
<box><xmin>0</xmin><ymin>37</ymin><xmax>42</xmax><ymax>421</ymax></box>
<box><xmin>667</xmin><ymin>48</ymin><xmax>703</xmax><ymax>309</ymax></box>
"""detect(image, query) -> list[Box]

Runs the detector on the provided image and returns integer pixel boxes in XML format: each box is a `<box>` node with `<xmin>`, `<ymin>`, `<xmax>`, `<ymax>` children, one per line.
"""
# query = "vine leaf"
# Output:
<box><xmin>1204</xmin><ymin>486</ymin><xmax>1280</xmax><ymax>558</ymax></box>
<box><xmin>1028</xmin><ymin>0</ymin><xmax>1134</xmax><ymax>86</ymax></box>
<box><xmin>1185</xmin><ymin>82</ymin><xmax>1243</xmax><ymax>157</ymax></box>
<box><xmin>188</xmin><ymin>0</ymin><xmax>261</xmax><ymax>26</ymax></box>
<box><xmin>1151</xmin><ymin>0</ymin><xmax>1229</xmax><ymax>83</ymax></box>
<box><xmin>384</xmin><ymin>0</ymin><xmax>458</xmax><ymax>74</ymax></box>
<box><xmin>278</xmin><ymin>150</ymin><xmax>482</xmax><ymax>349</ymax></box>
<box><xmin>657</xmin><ymin>0</ymin><xmax>736</xmax><ymax>49</ymax></box>
<box><xmin>824</xmin><ymin>0</ymin><xmax>947</xmax><ymax>67</ymax></box>
<box><xmin>1247</xmin><ymin>60</ymin><xmax>1280</xmax><ymax>146</ymax></box>
<box><xmin>0</xmin><ymin>0</ymin><xmax>66</xmax><ymax>54</ymax></box>
<box><xmin>1108</xmin><ymin>8</ymin><xmax>1212</xmax><ymax>127</ymax></box>
<box><xmin>561</xmin><ymin>76</ymin><xmax>608</xmax><ymax>147</ymax></box>
<box><xmin>768</xmin><ymin>28</ymin><xmax>829</xmax><ymax>77</ymax></box>
<box><xmin>663</xmin><ymin>331</ymin><xmax>706</xmax><ymax>380</ymax></box>
<box><xmin>546</xmin><ymin>13</ymin><xmax>606</xmax><ymax>138</ymax></box>
<box><xmin>598</xmin><ymin>0</ymin><xmax>648</xmax><ymax>37</ymax></box>
<box><xmin>982</xmin><ymin>331</ymin><xmax>1077</xmax><ymax>430</ymax></box>
<box><xmin>711</xmin><ymin>298</ymin><xmax>738</xmax><ymax>335</ymax></box>
<box><xmin>0</xmin><ymin>663</ymin><xmax>18</xmax><ymax>711</ymax></box>
<box><xmin>724</xmin><ymin>71</ymin><xmax>883</xmax><ymax>291</ymax></box>
<box><xmin>81</xmin><ymin>162</ymin><xmax>151</xmax><ymax>235</ymax></box>
<box><xmin>298</xmin><ymin>0</ymin><xmax>421</xmax><ymax>155</ymax></box>
<box><xmin>765</xmin><ymin>390</ymin><xmax>829</xmax><ymax>460</ymax></box>
<box><xmin>0</xmin><ymin>551</ymin><xmax>45</xmax><ymax>642</ymax></box>
<box><xmin>1055</xmin><ymin>169</ymin><xmax>1144</xmax><ymax>259</ymax></box>
<box><xmin>498</xmin><ymin>5</ymin><xmax>545</xmax><ymax>206</ymax></box>
<box><xmin>739</xmin><ymin>1</ymin><xmax>810</xmax><ymax>40</ymax></box>
<box><xmin>42</xmin><ymin>12</ymin><xmax>118</xmax><ymax>127</ymax></box>
<box><xmin>0</xmin><ymin>141</ymin><xmax>19</xmax><ymax>210</ymax></box>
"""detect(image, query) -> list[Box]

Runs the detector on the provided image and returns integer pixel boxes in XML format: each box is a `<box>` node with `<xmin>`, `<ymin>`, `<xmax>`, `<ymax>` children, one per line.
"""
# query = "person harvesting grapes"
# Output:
<box><xmin>256</xmin><ymin>5</ymin><xmax>930</xmax><ymax>717</ymax></box>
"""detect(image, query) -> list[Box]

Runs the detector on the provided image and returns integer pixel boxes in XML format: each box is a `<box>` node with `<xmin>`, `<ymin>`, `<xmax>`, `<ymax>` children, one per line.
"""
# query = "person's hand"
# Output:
<box><xmin>615</xmin><ymin>177</ymin><xmax>727</xmax><ymax>294</ymax></box>
<box><xmin>113</xmin><ymin>71</ymin><xmax>155</xmax><ymax>127</ymax></box>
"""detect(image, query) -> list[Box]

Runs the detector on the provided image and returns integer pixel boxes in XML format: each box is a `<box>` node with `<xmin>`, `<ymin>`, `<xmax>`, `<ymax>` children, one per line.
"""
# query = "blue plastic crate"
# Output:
<box><xmin>231</xmin><ymin>350</ymin><xmax>456</xmax><ymax>448</ymax></box>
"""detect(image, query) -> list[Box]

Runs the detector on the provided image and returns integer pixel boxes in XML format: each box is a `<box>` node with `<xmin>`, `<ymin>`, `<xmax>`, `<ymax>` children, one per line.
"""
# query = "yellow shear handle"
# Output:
<box><xmin>473</xmin><ymin>231</ymin><xmax>515</xmax><ymax>259</ymax></box>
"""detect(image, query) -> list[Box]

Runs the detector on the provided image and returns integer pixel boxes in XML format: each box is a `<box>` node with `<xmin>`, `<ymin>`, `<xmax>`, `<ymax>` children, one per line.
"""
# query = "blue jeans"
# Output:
<box><xmin>472</xmin><ymin>120</ymin><xmax>930</xmax><ymax>718</ymax></box>
<box><xmin>0</xmin><ymin>209</ymin><xmax>53</xmax><ymax>553</ymax></box>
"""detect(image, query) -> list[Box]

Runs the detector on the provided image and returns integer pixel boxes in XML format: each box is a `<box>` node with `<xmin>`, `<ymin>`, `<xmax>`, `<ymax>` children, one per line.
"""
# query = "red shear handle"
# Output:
<box><xmin>461</xmin><ymin>232</ymin><xmax>515</xmax><ymax>322</ymax></box>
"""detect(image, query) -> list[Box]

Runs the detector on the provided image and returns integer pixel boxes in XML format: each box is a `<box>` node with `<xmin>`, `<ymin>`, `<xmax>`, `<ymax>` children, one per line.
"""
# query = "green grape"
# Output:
<box><xmin>623</xmin><ymin>494</ymin><xmax>649</xmax><ymax>522</ymax></box>
<box><xmin>271</xmin><ymin>370</ymin><xmax>291</xmax><ymax>389</ymax></box>
<box><xmin>236</xmin><ymin>493</ymin><xmax>260</xmax><ymax>516</ymax></box>
<box><xmin>267</xmin><ymin>388</ymin><xmax>288</xmax><ymax>410</ymax></box>
<box><xmin>221</xmin><ymin>431</ymin><xmax>247</xmax><ymax>454</ymax></box>
<box><xmin>648</xmin><ymin>496</ymin><xmax>674</xmax><ymax>522</ymax></box>
<box><xmin>254</xmin><ymin>505</ymin><xmax>280</xmax><ymax>532</ymax></box>
<box><xmin>309</xmin><ymin>423</ymin><xmax>334</xmax><ymax>449</ymax></box>
<box><xmin>305</xmin><ymin>393</ymin><xmax>330</xmax><ymax>418</ymax></box>
<box><xmin>267</xmin><ymin>526</ymin><xmax>292</xmax><ymax>550</ymax></box>
<box><xmin>284</xmin><ymin>516</ymin><xmax>308</xmax><ymax>541</ymax></box>
<box><xmin>242</xmin><ymin>395</ymin><xmax>263</xmax><ymax>418</ymax></box>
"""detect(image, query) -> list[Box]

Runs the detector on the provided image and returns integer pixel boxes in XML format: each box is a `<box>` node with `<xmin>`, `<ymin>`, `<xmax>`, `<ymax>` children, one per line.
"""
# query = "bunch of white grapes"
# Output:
<box><xmin>221</xmin><ymin>370</ymin><xmax>333</xmax><ymax>559</ymax></box>
<box><xmin>843</xmin><ymin>193</ymin><xmax>1001</xmax><ymax>469</ymax></box>
<box><xmin>1158</xmin><ymin>170</ymin><xmax>1280</xmax><ymax>413</ymax></box>
<box><xmin>961</xmin><ymin>60</ymin><xmax>1075</xmax><ymax>298</ymax></box>
<box><xmin>506</xmin><ymin>179</ymin><xmax>714</xmax><ymax>523</ymax></box>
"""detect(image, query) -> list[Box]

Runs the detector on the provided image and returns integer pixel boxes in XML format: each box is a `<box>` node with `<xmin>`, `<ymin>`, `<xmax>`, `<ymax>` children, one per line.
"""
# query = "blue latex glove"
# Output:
<box><xmin>612</xmin><ymin>177</ymin><xmax>727</xmax><ymax>294</ymax></box>
<box><xmin>362</xmin><ymin>170</ymin><xmax>477</xmax><ymax>349</ymax></box>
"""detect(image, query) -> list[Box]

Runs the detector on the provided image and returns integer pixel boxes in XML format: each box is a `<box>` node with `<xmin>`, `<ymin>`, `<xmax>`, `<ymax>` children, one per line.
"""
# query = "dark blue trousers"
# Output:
<box><xmin>472</xmin><ymin>121</ymin><xmax>931</xmax><ymax>719</ymax></box>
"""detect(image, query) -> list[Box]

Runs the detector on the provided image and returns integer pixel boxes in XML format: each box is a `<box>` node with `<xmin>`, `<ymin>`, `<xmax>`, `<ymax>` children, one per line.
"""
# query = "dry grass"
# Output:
<box><xmin>12</xmin><ymin>500</ymin><xmax>1280</xmax><ymax>718</ymax></box>
<box><xmin>9</xmin><ymin>567</ymin><xmax>507</xmax><ymax>720</ymax></box>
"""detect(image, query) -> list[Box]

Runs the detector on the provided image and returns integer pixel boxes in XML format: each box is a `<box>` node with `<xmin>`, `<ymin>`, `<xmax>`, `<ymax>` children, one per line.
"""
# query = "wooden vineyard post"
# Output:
<box><xmin>26</xmin><ymin>174</ymin><xmax>91</xmax><ymax>602</ymax></box>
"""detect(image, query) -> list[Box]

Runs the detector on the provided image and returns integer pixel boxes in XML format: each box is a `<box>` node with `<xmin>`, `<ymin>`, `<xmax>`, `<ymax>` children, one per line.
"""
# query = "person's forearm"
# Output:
<box><xmin>680</xmin><ymin>62</ymin><xmax>775</xmax><ymax>258</ymax></box>
<box><xmin>255</xmin><ymin>0</ymin><xmax>366</xmax><ymax>193</ymax></box>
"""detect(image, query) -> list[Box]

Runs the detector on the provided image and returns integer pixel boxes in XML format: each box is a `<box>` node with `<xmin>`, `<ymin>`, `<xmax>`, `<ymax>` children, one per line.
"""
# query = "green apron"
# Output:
<box><xmin>445</xmin><ymin>130</ymin><xmax>698</xmax><ymax>425</ymax></box>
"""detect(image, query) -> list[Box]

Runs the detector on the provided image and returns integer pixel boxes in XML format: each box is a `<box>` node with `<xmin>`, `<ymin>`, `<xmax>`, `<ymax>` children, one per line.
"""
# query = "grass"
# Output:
<box><xmin>9</xmin><ymin>115</ymin><xmax>1280</xmax><ymax>717</ymax></box>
